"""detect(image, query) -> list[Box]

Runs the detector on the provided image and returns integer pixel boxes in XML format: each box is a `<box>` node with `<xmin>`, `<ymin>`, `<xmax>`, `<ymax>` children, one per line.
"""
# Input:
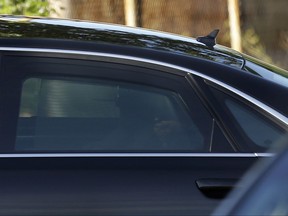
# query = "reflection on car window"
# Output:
<box><xmin>243</xmin><ymin>54</ymin><xmax>288</xmax><ymax>88</ymax></box>
<box><xmin>16</xmin><ymin>77</ymin><xmax>209</xmax><ymax>152</ymax></box>
<box><xmin>210</xmin><ymin>87</ymin><xmax>287</xmax><ymax>151</ymax></box>
<box><xmin>226</xmin><ymin>100</ymin><xmax>283</xmax><ymax>148</ymax></box>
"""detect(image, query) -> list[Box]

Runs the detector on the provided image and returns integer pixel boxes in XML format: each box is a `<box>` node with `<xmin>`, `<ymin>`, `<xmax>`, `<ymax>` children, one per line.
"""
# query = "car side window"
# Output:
<box><xmin>16</xmin><ymin>76</ymin><xmax>209</xmax><ymax>152</ymax></box>
<box><xmin>225</xmin><ymin>100</ymin><xmax>283</xmax><ymax>148</ymax></box>
<box><xmin>210</xmin><ymin>87</ymin><xmax>287</xmax><ymax>151</ymax></box>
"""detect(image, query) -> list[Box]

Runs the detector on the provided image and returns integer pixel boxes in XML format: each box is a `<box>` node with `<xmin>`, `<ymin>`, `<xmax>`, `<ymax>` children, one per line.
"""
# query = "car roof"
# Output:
<box><xmin>0</xmin><ymin>15</ymin><xmax>244</xmax><ymax>69</ymax></box>
<box><xmin>0</xmin><ymin>15</ymin><xmax>287</xmax><ymax>120</ymax></box>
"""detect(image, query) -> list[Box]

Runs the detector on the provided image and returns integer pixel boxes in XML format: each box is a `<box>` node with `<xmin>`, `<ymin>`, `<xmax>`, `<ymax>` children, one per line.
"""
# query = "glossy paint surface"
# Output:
<box><xmin>0</xmin><ymin>15</ymin><xmax>286</xmax><ymax>216</ymax></box>
<box><xmin>0</xmin><ymin>15</ymin><xmax>244</xmax><ymax>68</ymax></box>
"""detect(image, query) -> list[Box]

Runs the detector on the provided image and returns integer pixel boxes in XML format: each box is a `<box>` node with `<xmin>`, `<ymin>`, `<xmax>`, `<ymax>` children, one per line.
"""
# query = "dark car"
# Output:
<box><xmin>213</xmin><ymin>136</ymin><xmax>288</xmax><ymax>216</ymax></box>
<box><xmin>0</xmin><ymin>15</ymin><xmax>287</xmax><ymax>215</ymax></box>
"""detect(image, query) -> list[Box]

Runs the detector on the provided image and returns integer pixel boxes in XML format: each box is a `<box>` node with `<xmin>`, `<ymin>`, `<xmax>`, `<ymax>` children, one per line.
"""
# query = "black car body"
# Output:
<box><xmin>0</xmin><ymin>15</ymin><xmax>287</xmax><ymax>215</ymax></box>
<box><xmin>213</xmin><ymin>136</ymin><xmax>288</xmax><ymax>216</ymax></box>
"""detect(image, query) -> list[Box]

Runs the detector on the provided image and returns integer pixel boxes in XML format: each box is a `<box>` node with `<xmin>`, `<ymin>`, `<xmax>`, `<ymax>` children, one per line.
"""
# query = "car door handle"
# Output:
<box><xmin>196</xmin><ymin>178</ymin><xmax>239</xmax><ymax>199</ymax></box>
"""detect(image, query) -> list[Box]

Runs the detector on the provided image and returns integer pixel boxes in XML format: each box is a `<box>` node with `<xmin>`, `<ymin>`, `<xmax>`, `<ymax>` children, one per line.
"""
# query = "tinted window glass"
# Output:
<box><xmin>16</xmin><ymin>77</ymin><xmax>209</xmax><ymax>152</ymax></box>
<box><xmin>226</xmin><ymin>100</ymin><xmax>283</xmax><ymax>148</ymax></box>
<box><xmin>210</xmin><ymin>88</ymin><xmax>287</xmax><ymax>151</ymax></box>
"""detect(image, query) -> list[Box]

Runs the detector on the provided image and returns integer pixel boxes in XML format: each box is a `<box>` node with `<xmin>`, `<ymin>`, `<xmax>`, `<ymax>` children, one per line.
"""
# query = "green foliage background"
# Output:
<box><xmin>0</xmin><ymin>0</ymin><xmax>52</xmax><ymax>16</ymax></box>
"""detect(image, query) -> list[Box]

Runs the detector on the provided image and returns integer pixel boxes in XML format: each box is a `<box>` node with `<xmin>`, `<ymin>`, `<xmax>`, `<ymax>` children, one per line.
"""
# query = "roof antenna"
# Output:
<box><xmin>196</xmin><ymin>29</ymin><xmax>219</xmax><ymax>48</ymax></box>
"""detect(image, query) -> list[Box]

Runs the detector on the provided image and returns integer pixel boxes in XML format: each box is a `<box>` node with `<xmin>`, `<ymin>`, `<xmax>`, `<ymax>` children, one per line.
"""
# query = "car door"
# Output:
<box><xmin>0</xmin><ymin>50</ymin><xmax>283</xmax><ymax>215</ymax></box>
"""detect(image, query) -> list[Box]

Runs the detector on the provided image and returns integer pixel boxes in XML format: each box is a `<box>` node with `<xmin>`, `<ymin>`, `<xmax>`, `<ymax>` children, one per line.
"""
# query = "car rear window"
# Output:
<box><xmin>243</xmin><ymin>54</ymin><xmax>288</xmax><ymax>88</ymax></box>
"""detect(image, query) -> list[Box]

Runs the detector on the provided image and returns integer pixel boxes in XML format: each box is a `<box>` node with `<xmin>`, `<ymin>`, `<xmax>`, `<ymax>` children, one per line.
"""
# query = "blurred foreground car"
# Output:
<box><xmin>213</xmin><ymin>137</ymin><xmax>288</xmax><ymax>216</ymax></box>
<box><xmin>0</xmin><ymin>15</ymin><xmax>287</xmax><ymax>215</ymax></box>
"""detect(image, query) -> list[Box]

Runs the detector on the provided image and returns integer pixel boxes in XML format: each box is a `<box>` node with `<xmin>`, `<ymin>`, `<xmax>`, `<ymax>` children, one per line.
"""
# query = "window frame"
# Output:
<box><xmin>201</xmin><ymin>79</ymin><xmax>288</xmax><ymax>152</ymax></box>
<box><xmin>0</xmin><ymin>52</ymin><xmax>215</xmax><ymax>153</ymax></box>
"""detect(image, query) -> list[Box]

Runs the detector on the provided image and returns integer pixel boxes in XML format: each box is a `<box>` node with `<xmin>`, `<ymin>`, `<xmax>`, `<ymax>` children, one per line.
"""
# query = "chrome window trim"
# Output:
<box><xmin>1</xmin><ymin>47</ymin><xmax>288</xmax><ymax>126</ymax></box>
<box><xmin>255</xmin><ymin>153</ymin><xmax>275</xmax><ymax>157</ymax></box>
<box><xmin>0</xmin><ymin>153</ymin><xmax>274</xmax><ymax>158</ymax></box>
